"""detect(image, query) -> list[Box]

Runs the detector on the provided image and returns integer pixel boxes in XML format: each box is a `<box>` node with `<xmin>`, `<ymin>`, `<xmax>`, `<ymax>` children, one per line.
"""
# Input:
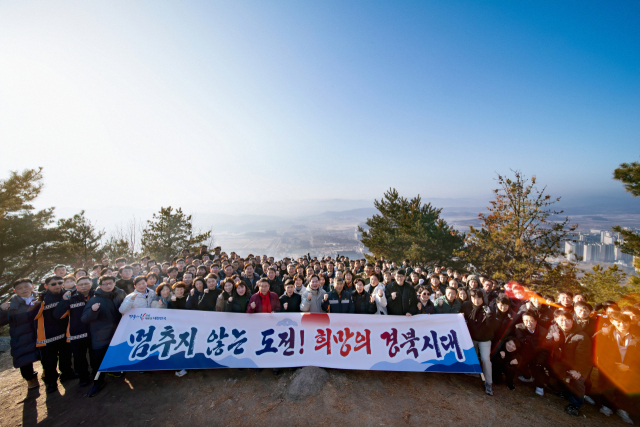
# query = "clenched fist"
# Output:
<box><xmin>91</xmin><ymin>303</ymin><xmax>100</xmax><ymax>311</ymax></box>
<box><xmin>283</xmin><ymin>302</ymin><xmax>288</xmax><ymax>310</ymax></box>
<box><xmin>323</xmin><ymin>294</ymin><xmax>329</xmax><ymax>301</ymax></box>
<box><xmin>391</xmin><ymin>292</ymin><xmax>397</xmax><ymax>300</ymax></box>
<box><xmin>250</xmin><ymin>301</ymin><xmax>256</xmax><ymax>309</ymax></box>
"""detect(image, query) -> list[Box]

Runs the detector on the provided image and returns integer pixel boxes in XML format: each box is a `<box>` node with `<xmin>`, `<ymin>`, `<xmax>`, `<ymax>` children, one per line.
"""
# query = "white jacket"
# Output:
<box><xmin>371</xmin><ymin>283</ymin><xmax>388</xmax><ymax>315</ymax></box>
<box><xmin>119</xmin><ymin>288</ymin><xmax>158</xmax><ymax>314</ymax></box>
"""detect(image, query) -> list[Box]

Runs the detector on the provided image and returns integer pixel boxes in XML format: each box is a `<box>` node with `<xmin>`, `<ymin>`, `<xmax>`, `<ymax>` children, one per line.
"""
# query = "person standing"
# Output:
<box><xmin>81</xmin><ymin>275</ymin><xmax>126</xmax><ymax>397</ymax></box>
<box><xmin>385</xmin><ymin>270</ymin><xmax>418</xmax><ymax>317</ymax></box>
<box><xmin>35</xmin><ymin>276</ymin><xmax>77</xmax><ymax>394</ymax></box>
<box><xmin>0</xmin><ymin>278</ymin><xmax>41</xmax><ymax>389</ymax></box>
<box><xmin>462</xmin><ymin>289</ymin><xmax>499</xmax><ymax>396</ymax></box>
<box><xmin>546</xmin><ymin>310</ymin><xmax>592</xmax><ymax>417</ymax></box>
<box><xmin>53</xmin><ymin>276</ymin><xmax>95</xmax><ymax>387</ymax></box>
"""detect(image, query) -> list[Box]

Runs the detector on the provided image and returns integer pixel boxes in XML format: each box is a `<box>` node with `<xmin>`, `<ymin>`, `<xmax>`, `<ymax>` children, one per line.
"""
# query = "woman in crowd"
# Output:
<box><xmin>152</xmin><ymin>283</ymin><xmax>172</xmax><ymax>309</ymax></box>
<box><xmin>462</xmin><ymin>289</ymin><xmax>499</xmax><ymax>396</ymax></box>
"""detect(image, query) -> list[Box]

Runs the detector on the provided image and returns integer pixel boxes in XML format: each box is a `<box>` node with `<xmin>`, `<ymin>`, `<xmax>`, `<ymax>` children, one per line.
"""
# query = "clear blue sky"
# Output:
<box><xmin>0</xmin><ymin>0</ymin><xmax>638</xmax><ymax>214</ymax></box>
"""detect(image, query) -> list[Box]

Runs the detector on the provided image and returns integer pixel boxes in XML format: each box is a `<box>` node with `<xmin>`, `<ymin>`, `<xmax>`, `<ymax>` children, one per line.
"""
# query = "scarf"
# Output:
<box><xmin>259</xmin><ymin>292</ymin><xmax>271</xmax><ymax>313</ymax></box>
<box><xmin>469</xmin><ymin>302</ymin><xmax>486</xmax><ymax>322</ymax></box>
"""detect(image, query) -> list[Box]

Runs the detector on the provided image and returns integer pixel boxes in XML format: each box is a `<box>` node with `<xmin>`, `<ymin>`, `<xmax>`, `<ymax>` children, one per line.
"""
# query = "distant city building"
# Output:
<box><xmin>564</xmin><ymin>230</ymin><xmax>634</xmax><ymax>264</ymax></box>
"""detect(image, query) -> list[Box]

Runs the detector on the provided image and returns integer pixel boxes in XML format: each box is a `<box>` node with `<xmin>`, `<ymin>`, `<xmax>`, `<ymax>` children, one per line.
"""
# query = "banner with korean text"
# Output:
<box><xmin>99</xmin><ymin>309</ymin><xmax>482</xmax><ymax>373</ymax></box>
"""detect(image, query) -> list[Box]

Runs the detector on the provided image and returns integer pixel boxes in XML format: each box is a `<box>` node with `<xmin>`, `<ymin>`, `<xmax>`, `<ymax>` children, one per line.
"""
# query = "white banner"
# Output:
<box><xmin>99</xmin><ymin>309</ymin><xmax>481</xmax><ymax>373</ymax></box>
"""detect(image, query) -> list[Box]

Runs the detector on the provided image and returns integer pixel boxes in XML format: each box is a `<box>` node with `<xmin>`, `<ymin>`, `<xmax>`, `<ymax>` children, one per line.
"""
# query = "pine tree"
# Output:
<box><xmin>358</xmin><ymin>188</ymin><xmax>465</xmax><ymax>269</ymax></box>
<box><xmin>611</xmin><ymin>160</ymin><xmax>640</xmax><ymax>298</ymax></box>
<box><xmin>458</xmin><ymin>171</ymin><xmax>577</xmax><ymax>284</ymax></box>
<box><xmin>141</xmin><ymin>207</ymin><xmax>211</xmax><ymax>261</ymax></box>
<box><xmin>580</xmin><ymin>264</ymin><xmax>629</xmax><ymax>303</ymax></box>
<box><xmin>0</xmin><ymin>168</ymin><xmax>67</xmax><ymax>296</ymax></box>
<box><xmin>58</xmin><ymin>210</ymin><xmax>105</xmax><ymax>269</ymax></box>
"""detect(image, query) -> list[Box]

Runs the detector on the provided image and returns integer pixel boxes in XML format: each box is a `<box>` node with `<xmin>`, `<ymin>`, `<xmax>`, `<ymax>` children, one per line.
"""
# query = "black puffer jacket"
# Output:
<box><xmin>546</xmin><ymin>323</ymin><xmax>592</xmax><ymax>378</ymax></box>
<box><xmin>385</xmin><ymin>282</ymin><xmax>419</xmax><ymax>316</ymax></box>
<box><xmin>0</xmin><ymin>296</ymin><xmax>40</xmax><ymax>368</ymax></box>
<box><xmin>514</xmin><ymin>322</ymin><xmax>549</xmax><ymax>355</ymax></box>
<box><xmin>81</xmin><ymin>288</ymin><xmax>126</xmax><ymax>350</ymax></box>
<box><xmin>462</xmin><ymin>301</ymin><xmax>499</xmax><ymax>342</ymax></box>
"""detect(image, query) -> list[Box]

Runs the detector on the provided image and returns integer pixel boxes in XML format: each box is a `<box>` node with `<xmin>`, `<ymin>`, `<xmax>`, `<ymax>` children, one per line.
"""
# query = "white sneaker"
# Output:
<box><xmin>175</xmin><ymin>369</ymin><xmax>188</xmax><ymax>377</ymax></box>
<box><xmin>584</xmin><ymin>395</ymin><xmax>595</xmax><ymax>405</ymax></box>
<box><xmin>535</xmin><ymin>387</ymin><xmax>544</xmax><ymax>396</ymax></box>
<box><xmin>518</xmin><ymin>376</ymin><xmax>534</xmax><ymax>383</ymax></box>
<box><xmin>600</xmin><ymin>406</ymin><xmax>613</xmax><ymax>417</ymax></box>
<box><xmin>617</xmin><ymin>409</ymin><xmax>634</xmax><ymax>425</ymax></box>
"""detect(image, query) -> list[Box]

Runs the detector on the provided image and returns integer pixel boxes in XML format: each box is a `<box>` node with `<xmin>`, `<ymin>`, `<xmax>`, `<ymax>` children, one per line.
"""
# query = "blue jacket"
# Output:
<box><xmin>323</xmin><ymin>289</ymin><xmax>355</xmax><ymax>314</ymax></box>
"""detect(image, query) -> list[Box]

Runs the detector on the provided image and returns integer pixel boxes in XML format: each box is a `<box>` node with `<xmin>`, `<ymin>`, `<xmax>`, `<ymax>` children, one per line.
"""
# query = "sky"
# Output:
<box><xmin>1</xmin><ymin>1</ymin><xmax>638</xmax><ymax>224</ymax></box>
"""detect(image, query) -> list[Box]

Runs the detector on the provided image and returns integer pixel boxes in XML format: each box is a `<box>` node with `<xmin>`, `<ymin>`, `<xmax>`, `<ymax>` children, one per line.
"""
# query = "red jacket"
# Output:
<box><xmin>246</xmin><ymin>292</ymin><xmax>281</xmax><ymax>313</ymax></box>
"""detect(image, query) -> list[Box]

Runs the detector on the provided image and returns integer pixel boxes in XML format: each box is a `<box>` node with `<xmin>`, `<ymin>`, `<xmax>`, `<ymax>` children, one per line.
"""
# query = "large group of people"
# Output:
<box><xmin>1</xmin><ymin>245</ymin><xmax>639</xmax><ymax>423</ymax></box>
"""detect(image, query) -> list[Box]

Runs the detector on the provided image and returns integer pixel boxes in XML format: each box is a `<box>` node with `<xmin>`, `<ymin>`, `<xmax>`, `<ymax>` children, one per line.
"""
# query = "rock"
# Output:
<box><xmin>0</xmin><ymin>337</ymin><xmax>10</xmax><ymax>353</ymax></box>
<box><xmin>285</xmin><ymin>366</ymin><xmax>329</xmax><ymax>401</ymax></box>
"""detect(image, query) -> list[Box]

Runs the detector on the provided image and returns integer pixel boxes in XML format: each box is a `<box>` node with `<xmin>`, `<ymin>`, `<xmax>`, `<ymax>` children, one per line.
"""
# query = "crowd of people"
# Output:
<box><xmin>1</xmin><ymin>245</ymin><xmax>639</xmax><ymax>423</ymax></box>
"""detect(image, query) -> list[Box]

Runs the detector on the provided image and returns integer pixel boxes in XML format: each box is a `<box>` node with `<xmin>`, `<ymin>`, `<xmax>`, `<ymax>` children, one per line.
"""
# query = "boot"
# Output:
<box><xmin>27</xmin><ymin>373</ymin><xmax>39</xmax><ymax>389</ymax></box>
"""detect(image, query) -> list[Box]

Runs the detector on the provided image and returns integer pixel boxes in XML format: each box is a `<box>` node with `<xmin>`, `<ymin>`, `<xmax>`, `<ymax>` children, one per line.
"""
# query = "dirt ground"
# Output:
<box><xmin>0</xmin><ymin>349</ymin><xmax>634</xmax><ymax>427</ymax></box>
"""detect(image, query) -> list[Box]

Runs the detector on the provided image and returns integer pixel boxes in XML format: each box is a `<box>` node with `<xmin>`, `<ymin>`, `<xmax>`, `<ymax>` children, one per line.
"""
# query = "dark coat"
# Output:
<box><xmin>53</xmin><ymin>289</ymin><xmax>94</xmax><ymax>342</ymax></box>
<box><xmin>385</xmin><ymin>282</ymin><xmax>419</xmax><ymax>316</ymax></box>
<box><xmin>167</xmin><ymin>295</ymin><xmax>188</xmax><ymax>310</ymax></box>
<box><xmin>352</xmin><ymin>289</ymin><xmax>376</xmax><ymax>314</ymax></box>
<box><xmin>491</xmin><ymin>308</ymin><xmax>518</xmax><ymax>354</ymax></box>
<box><xmin>324</xmin><ymin>289</ymin><xmax>355</xmax><ymax>314</ymax></box>
<box><xmin>35</xmin><ymin>290</ymin><xmax>69</xmax><ymax>347</ymax></box>
<box><xmin>514</xmin><ymin>322</ymin><xmax>549</xmax><ymax>356</ymax></box>
<box><xmin>264</xmin><ymin>277</ymin><xmax>284</xmax><ymax>297</ymax></box>
<box><xmin>197</xmin><ymin>288</ymin><xmax>223</xmax><ymax>311</ymax></box>
<box><xmin>279</xmin><ymin>293</ymin><xmax>302</xmax><ymax>313</ymax></box>
<box><xmin>247</xmin><ymin>292</ymin><xmax>281</xmax><ymax>313</ymax></box>
<box><xmin>417</xmin><ymin>299</ymin><xmax>436</xmax><ymax>315</ymax></box>
<box><xmin>462</xmin><ymin>301</ymin><xmax>499</xmax><ymax>342</ymax></box>
<box><xmin>115</xmin><ymin>278</ymin><xmax>134</xmax><ymax>295</ymax></box>
<box><xmin>242</xmin><ymin>273</ymin><xmax>261</xmax><ymax>294</ymax></box>
<box><xmin>81</xmin><ymin>288</ymin><xmax>126</xmax><ymax>350</ymax></box>
<box><xmin>546</xmin><ymin>323</ymin><xmax>592</xmax><ymax>378</ymax></box>
<box><xmin>574</xmin><ymin>315</ymin><xmax>597</xmax><ymax>338</ymax></box>
<box><xmin>0</xmin><ymin>295</ymin><xmax>40</xmax><ymax>368</ymax></box>
<box><xmin>226</xmin><ymin>293</ymin><xmax>250</xmax><ymax>313</ymax></box>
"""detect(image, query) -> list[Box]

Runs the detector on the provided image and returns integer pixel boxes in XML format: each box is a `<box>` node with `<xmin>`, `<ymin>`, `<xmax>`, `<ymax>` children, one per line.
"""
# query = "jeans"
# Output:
<box><xmin>473</xmin><ymin>340</ymin><xmax>492</xmax><ymax>384</ymax></box>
